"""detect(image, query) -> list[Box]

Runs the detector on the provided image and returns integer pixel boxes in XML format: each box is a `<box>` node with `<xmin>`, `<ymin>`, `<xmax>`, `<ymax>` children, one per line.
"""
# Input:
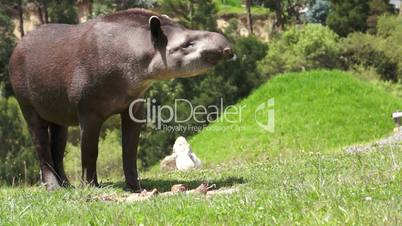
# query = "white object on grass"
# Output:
<box><xmin>173</xmin><ymin>136</ymin><xmax>202</xmax><ymax>170</ymax></box>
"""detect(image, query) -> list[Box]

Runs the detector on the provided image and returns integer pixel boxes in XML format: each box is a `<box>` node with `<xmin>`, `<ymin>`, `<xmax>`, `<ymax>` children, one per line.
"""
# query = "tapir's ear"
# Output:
<box><xmin>149</xmin><ymin>16</ymin><xmax>161</xmax><ymax>41</ymax></box>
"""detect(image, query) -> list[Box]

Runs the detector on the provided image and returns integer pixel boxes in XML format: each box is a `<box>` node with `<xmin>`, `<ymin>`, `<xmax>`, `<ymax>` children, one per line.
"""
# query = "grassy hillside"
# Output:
<box><xmin>1</xmin><ymin>70</ymin><xmax>401</xmax><ymax>225</ymax></box>
<box><xmin>191</xmin><ymin>70</ymin><xmax>402</xmax><ymax>164</ymax></box>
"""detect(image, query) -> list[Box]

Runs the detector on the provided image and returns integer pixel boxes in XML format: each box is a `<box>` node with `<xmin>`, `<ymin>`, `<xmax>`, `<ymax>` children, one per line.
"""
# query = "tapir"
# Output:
<box><xmin>9</xmin><ymin>8</ymin><xmax>233</xmax><ymax>191</ymax></box>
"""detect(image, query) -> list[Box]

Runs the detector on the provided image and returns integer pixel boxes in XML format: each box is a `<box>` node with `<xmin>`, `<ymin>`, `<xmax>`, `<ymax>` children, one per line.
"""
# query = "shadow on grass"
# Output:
<box><xmin>101</xmin><ymin>176</ymin><xmax>246</xmax><ymax>192</ymax></box>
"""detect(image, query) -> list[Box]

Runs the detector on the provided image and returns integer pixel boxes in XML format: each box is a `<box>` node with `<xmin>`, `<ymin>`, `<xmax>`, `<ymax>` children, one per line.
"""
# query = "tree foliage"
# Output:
<box><xmin>327</xmin><ymin>0</ymin><xmax>394</xmax><ymax>37</ymax></box>
<box><xmin>93</xmin><ymin>0</ymin><xmax>155</xmax><ymax>16</ymax></box>
<box><xmin>366</xmin><ymin>0</ymin><xmax>395</xmax><ymax>34</ymax></box>
<box><xmin>260</xmin><ymin>0</ymin><xmax>311</xmax><ymax>30</ymax></box>
<box><xmin>47</xmin><ymin>0</ymin><xmax>78</xmax><ymax>24</ymax></box>
<box><xmin>258</xmin><ymin>24</ymin><xmax>341</xmax><ymax>76</ymax></box>
<box><xmin>341</xmin><ymin>15</ymin><xmax>402</xmax><ymax>82</ymax></box>
<box><xmin>305</xmin><ymin>0</ymin><xmax>330</xmax><ymax>24</ymax></box>
<box><xmin>0</xmin><ymin>8</ymin><xmax>16</xmax><ymax>97</ymax></box>
<box><xmin>0</xmin><ymin>94</ymin><xmax>38</xmax><ymax>185</ymax></box>
<box><xmin>158</xmin><ymin>0</ymin><xmax>217</xmax><ymax>30</ymax></box>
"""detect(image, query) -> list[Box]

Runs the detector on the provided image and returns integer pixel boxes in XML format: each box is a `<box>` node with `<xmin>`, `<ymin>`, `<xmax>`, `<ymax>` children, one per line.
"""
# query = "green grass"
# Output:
<box><xmin>1</xmin><ymin>70</ymin><xmax>401</xmax><ymax>224</ymax></box>
<box><xmin>0</xmin><ymin>148</ymin><xmax>400</xmax><ymax>224</ymax></box>
<box><xmin>191</xmin><ymin>70</ymin><xmax>402</xmax><ymax>164</ymax></box>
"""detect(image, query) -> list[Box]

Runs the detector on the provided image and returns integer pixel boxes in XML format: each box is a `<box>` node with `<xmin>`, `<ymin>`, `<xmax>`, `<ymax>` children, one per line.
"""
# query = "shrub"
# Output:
<box><xmin>376</xmin><ymin>15</ymin><xmax>402</xmax><ymax>79</ymax></box>
<box><xmin>258</xmin><ymin>24</ymin><xmax>341</xmax><ymax>76</ymax></box>
<box><xmin>0</xmin><ymin>94</ymin><xmax>38</xmax><ymax>185</ymax></box>
<box><xmin>341</xmin><ymin>15</ymin><xmax>402</xmax><ymax>82</ymax></box>
<box><xmin>376</xmin><ymin>15</ymin><xmax>402</xmax><ymax>38</ymax></box>
<box><xmin>341</xmin><ymin>33</ymin><xmax>394</xmax><ymax>81</ymax></box>
<box><xmin>0</xmin><ymin>9</ymin><xmax>16</xmax><ymax>96</ymax></box>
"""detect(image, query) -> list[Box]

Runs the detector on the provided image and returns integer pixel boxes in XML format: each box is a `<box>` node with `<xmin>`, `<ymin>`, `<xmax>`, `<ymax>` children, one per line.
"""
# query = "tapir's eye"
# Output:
<box><xmin>181</xmin><ymin>41</ymin><xmax>194</xmax><ymax>49</ymax></box>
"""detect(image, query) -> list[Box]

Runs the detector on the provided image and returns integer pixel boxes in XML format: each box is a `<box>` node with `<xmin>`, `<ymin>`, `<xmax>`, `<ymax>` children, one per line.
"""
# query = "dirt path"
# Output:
<box><xmin>345</xmin><ymin>129</ymin><xmax>402</xmax><ymax>153</ymax></box>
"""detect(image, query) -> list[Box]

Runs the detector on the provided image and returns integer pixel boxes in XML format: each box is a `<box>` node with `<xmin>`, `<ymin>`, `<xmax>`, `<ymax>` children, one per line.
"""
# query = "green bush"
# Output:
<box><xmin>0</xmin><ymin>94</ymin><xmax>38</xmax><ymax>185</ymax></box>
<box><xmin>341</xmin><ymin>15</ymin><xmax>402</xmax><ymax>82</ymax></box>
<box><xmin>376</xmin><ymin>15</ymin><xmax>402</xmax><ymax>79</ymax></box>
<box><xmin>258</xmin><ymin>24</ymin><xmax>341</xmax><ymax>76</ymax></box>
<box><xmin>48</xmin><ymin>0</ymin><xmax>78</xmax><ymax>24</ymax></box>
<box><xmin>0</xmin><ymin>9</ymin><xmax>16</xmax><ymax>96</ymax></box>
<box><xmin>376</xmin><ymin>14</ymin><xmax>402</xmax><ymax>38</ymax></box>
<box><xmin>341</xmin><ymin>32</ymin><xmax>398</xmax><ymax>81</ymax></box>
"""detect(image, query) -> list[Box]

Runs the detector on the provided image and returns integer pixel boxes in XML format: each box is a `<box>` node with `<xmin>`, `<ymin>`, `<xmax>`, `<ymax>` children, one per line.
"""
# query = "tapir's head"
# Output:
<box><xmin>146</xmin><ymin>14</ymin><xmax>234</xmax><ymax>79</ymax></box>
<box><xmin>102</xmin><ymin>9</ymin><xmax>233</xmax><ymax>79</ymax></box>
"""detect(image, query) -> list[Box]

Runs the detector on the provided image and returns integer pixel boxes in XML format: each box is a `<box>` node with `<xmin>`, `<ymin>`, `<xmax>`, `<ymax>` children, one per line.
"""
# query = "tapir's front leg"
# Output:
<box><xmin>121</xmin><ymin>106</ymin><xmax>143</xmax><ymax>192</ymax></box>
<box><xmin>79</xmin><ymin>115</ymin><xmax>102</xmax><ymax>186</ymax></box>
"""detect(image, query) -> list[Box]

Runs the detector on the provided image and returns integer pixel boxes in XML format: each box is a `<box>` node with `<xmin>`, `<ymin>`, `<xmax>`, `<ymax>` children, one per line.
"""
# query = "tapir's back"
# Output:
<box><xmin>11</xmin><ymin>23</ymin><xmax>83</xmax><ymax>89</ymax></box>
<box><xmin>9</xmin><ymin>23</ymin><xmax>92</xmax><ymax>125</ymax></box>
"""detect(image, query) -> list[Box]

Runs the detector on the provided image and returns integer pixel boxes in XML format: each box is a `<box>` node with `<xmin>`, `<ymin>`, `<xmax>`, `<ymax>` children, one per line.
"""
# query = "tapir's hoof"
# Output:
<box><xmin>42</xmin><ymin>171</ymin><xmax>61</xmax><ymax>191</ymax></box>
<box><xmin>44</xmin><ymin>179</ymin><xmax>61</xmax><ymax>191</ymax></box>
<box><xmin>126</xmin><ymin>184</ymin><xmax>142</xmax><ymax>193</ymax></box>
<box><xmin>46</xmin><ymin>183</ymin><xmax>61</xmax><ymax>191</ymax></box>
<box><xmin>60</xmin><ymin>180</ymin><xmax>74</xmax><ymax>188</ymax></box>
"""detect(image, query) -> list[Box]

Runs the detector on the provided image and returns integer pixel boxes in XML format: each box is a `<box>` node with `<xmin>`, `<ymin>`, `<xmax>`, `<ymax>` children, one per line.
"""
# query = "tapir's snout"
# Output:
<box><xmin>223</xmin><ymin>48</ymin><xmax>235</xmax><ymax>60</ymax></box>
<box><xmin>200</xmin><ymin>32</ymin><xmax>234</xmax><ymax>65</ymax></box>
<box><xmin>201</xmin><ymin>48</ymin><xmax>234</xmax><ymax>64</ymax></box>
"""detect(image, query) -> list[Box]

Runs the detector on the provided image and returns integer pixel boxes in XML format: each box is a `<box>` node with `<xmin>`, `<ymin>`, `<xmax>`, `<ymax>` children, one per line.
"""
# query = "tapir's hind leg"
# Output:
<box><xmin>21</xmin><ymin>107</ymin><xmax>60</xmax><ymax>191</ymax></box>
<box><xmin>50</xmin><ymin>123</ymin><xmax>70</xmax><ymax>187</ymax></box>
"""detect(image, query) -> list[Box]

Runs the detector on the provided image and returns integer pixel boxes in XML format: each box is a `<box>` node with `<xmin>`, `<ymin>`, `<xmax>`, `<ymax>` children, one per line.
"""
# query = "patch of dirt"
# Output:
<box><xmin>345</xmin><ymin>129</ymin><xmax>402</xmax><ymax>153</ymax></box>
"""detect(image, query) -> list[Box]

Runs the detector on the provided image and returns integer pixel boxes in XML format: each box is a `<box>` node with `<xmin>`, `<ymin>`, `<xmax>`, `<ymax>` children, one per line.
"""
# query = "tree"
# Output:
<box><xmin>42</xmin><ymin>0</ymin><xmax>49</xmax><ymax>23</ymax></box>
<box><xmin>17</xmin><ymin>0</ymin><xmax>24</xmax><ymax>37</ymax></box>
<box><xmin>327</xmin><ymin>0</ymin><xmax>394</xmax><ymax>37</ymax></box>
<box><xmin>33</xmin><ymin>0</ymin><xmax>49</xmax><ymax>24</ymax></box>
<box><xmin>261</xmin><ymin>0</ymin><xmax>310</xmax><ymax>31</ymax></box>
<box><xmin>158</xmin><ymin>0</ymin><xmax>217</xmax><ymax>31</ymax></box>
<box><xmin>305</xmin><ymin>0</ymin><xmax>330</xmax><ymax>24</ymax></box>
<box><xmin>245</xmin><ymin>0</ymin><xmax>253</xmax><ymax>34</ymax></box>
<box><xmin>400</xmin><ymin>0</ymin><xmax>402</xmax><ymax>15</ymax></box>
<box><xmin>366</xmin><ymin>0</ymin><xmax>394</xmax><ymax>34</ymax></box>
<box><xmin>326</xmin><ymin>0</ymin><xmax>370</xmax><ymax>37</ymax></box>
<box><xmin>76</xmin><ymin>0</ymin><xmax>93</xmax><ymax>23</ymax></box>
<box><xmin>47</xmin><ymin>0</ymin><xmax>77</xmax><ymax>24</ymax></box>
<box><xmin>259</xmin><ymin>0</ymin><xmax>284</xmax><ymax>31</ymax></box>
<box><xmin>0</xmin><ymin>7</ymin><xmax>16</xmax><ymax>96</ymax></box>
